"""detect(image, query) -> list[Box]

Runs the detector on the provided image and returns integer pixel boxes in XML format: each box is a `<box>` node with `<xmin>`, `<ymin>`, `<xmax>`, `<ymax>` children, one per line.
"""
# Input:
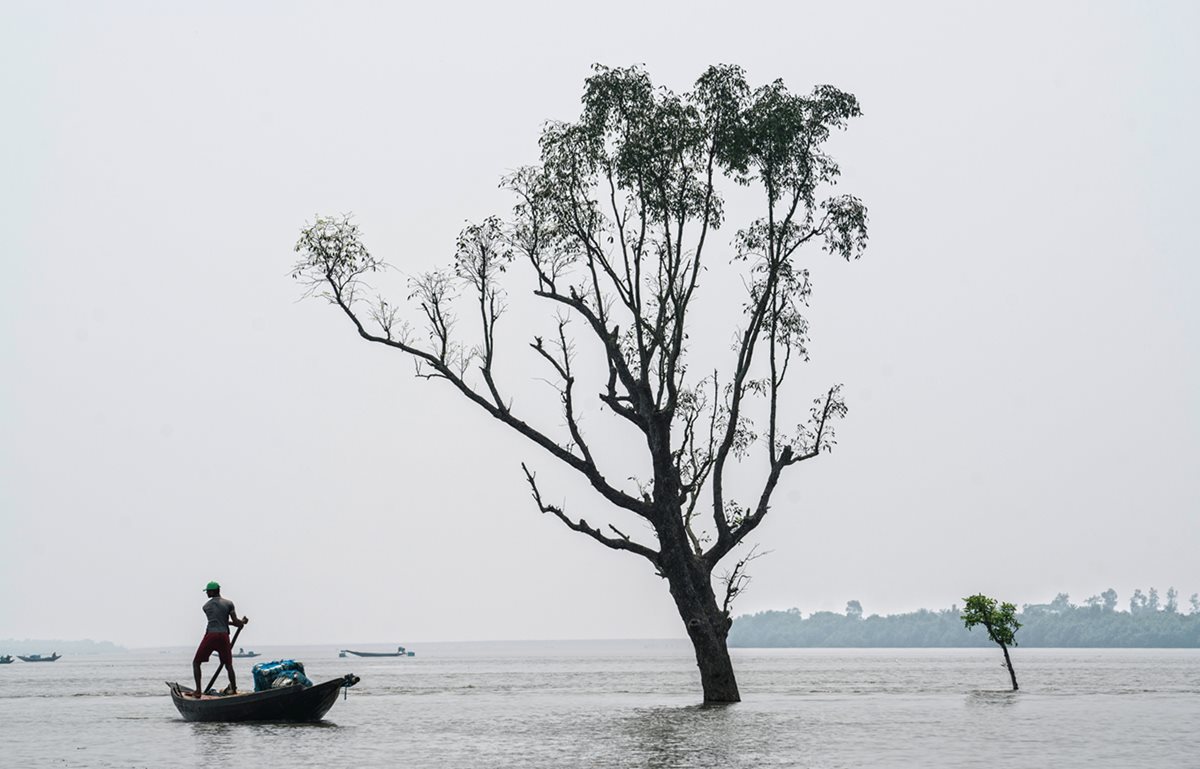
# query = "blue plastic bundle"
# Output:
<box><xmin>251</xmin><ymin>659</ymin><xmax>314</xmax><ymax>692</ymax></box>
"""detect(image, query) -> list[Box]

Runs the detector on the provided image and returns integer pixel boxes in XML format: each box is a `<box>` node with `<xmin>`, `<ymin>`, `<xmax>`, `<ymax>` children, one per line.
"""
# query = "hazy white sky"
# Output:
<box><xmin>2</xmin><ymin>1</ymin><xmax>1197</xmax><ymax>648</ymax></box>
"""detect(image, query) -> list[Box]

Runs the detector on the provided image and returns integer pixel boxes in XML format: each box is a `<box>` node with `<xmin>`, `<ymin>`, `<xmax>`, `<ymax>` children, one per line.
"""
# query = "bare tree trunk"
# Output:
<box><xmin>657</xmin><ymin>519</ymin><xmax>741</xmax><ymax>703</ymax></box>
<box><xmin>683</xmin><ymin>596</ymin><xmax>740</xmax><ymax>704</ymax></box>
<box><xmin>1000</xmin><ymin>642</ymin><xmax>1018</xmax><ymax>691</ymax></box>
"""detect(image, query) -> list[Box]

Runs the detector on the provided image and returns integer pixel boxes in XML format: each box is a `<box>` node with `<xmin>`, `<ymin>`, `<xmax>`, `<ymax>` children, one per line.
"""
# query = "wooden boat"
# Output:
<box><xmin>340</xmin><ymin>646</ymin><xmax>414</xmax><ymax>658</ymax></box>
<box><xmin>17</xmin><ymin>653</ymin><xmax>61</xmax><ymax>662</ymax></box>
<box><xmin>0</xmin><ymin>655</ymin><xmax>12</xmax><ymax>664</ymax></box>
<box><xmin>167</xmin><ymin>674</ymin><xmax>360</xmax><ymax>722</ymax></box>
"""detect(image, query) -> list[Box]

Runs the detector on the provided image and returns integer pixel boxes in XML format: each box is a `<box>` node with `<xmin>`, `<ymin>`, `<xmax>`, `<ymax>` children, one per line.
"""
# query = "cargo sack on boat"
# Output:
<box><xmin>251</xmin><ymin>659</ymin><xmax>314</xmax><ymax>692</ymax></box>
<box><xmin>270</xmin><ymin>671</ymin><xmax>308</xmax><ymax>688</ymax></box>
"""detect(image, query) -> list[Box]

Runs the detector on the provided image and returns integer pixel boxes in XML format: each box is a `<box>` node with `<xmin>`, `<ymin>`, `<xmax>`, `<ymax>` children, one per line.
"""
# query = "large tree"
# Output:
<box><xmin>292</xmin><ymin>64</ymin><xmax>867</xmax><ymax>703</ymax></box>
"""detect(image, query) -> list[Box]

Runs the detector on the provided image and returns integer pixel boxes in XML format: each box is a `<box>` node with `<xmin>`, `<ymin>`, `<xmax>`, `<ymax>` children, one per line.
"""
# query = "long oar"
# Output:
<box><xmin>204</xmin><ymin>624</ymin><xmax>244</xmax><ymax>695</ymax></box>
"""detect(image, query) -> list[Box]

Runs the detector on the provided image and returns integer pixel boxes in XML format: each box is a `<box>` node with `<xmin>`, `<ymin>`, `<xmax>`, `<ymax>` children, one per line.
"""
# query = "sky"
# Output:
<box><xmin>1</xmin><ymin>1</ymin><xmax>1197</xmax><ymax>648</ymax></box>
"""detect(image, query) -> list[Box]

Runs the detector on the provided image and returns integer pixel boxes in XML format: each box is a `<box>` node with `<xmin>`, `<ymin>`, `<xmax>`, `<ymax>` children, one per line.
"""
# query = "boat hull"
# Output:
<box><xmin>167</xmin><ymin>675</ymin><xmax>359</xmax><ymax>722</ymax></box>
<box><xmin>17</xmin><ymin>654</ymin><xmax>60</xmax><ymax>662</ymax></box>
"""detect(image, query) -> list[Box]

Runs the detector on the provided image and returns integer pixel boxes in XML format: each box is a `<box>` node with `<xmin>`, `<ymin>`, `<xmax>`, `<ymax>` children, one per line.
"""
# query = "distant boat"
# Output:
<box><xmin>166</xmin><ymin>675</ymin><xmax>360</xmax><ymax>722</ymax></box>
<box><xmin>17</xmin><ymin>653</ymin><xmax>61</xmax><ymax>662</ymax></box>
<box><xmin>0</xmin><ymin>655</ymin><xmax>13</xmax><ymax>664</ymax></box>
<box><xmin>232</xmin><ymin>648</ymin><xmax>260</xmax><ymax>659</ymax></box>
<box><xmin>339</xmin><ymin>646</ymin><xmax>415</xmax><ymax>658</ymax></box>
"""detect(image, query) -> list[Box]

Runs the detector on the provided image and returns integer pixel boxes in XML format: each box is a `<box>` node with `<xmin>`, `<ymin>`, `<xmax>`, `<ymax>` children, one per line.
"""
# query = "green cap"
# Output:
<box><xmin>204</xmin><ymin>581</ymin><xmax>221</xmax><ymax>592</ymax></box>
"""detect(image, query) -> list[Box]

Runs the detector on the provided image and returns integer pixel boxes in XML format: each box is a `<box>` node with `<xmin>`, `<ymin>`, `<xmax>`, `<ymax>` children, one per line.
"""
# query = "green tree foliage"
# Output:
<box><xmin>962</xmin><ymin>594</ymin><xmax>1021</xmax><ymax>645</ymax></box>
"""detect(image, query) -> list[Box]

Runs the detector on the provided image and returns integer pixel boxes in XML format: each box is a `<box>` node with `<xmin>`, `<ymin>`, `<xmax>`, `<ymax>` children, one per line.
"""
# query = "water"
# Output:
<box><xmin>2</xmin><ymin>641</ymin><xmax>1197</xmax><ymax>768</ymax></box>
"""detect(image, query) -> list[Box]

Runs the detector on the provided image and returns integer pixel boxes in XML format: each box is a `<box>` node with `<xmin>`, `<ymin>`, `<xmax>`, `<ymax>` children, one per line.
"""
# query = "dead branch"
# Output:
<box><xmin>522</xmin><ymin>463</ymin><xmax>659</xmax><ymax>562</ymax></box>
<box><xmin>720</xmin><ymin>545</ymin><xmax>767</xmax><ymax>618</ymax></box>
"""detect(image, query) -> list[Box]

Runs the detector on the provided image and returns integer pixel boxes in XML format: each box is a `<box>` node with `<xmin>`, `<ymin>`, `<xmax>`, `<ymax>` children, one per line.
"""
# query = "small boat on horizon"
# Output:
<box><xmin>17</xmin><ymin>653</ymin><xmax>61</xmax><ymax>662</ymax></box>
<box><xmin>0</xmin><ymin>655</ymin><xmax>12</xmax><ymax>664</ymax></box>
<box><xmin>339</xmin><ymin>646</ymin><xmax>415</xmax><ymax>658</ymax></box>
<box><xmin>232</xmin><ymin>648</ymin><xmax>260</xmax><ymax>659</ymax></box>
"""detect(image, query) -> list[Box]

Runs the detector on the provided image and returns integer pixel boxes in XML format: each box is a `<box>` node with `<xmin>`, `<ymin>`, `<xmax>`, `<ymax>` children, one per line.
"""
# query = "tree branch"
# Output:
<box><xmin>704</xmin><ymin>385</ymin><xmax>845</xmax><ymax>565</ymax></box>
<box><xmin>522</xmin><ymin>463</ymin><xmax>659</xmax><ymax>562</ymax></box>
<box><xmin>324</xmin><ymin>277</ymin><xmax>652</xmax><ymax>519</ymax></box>
<box><xmin>720</xmin><ymin>544</ymin><xmax>766</xmax><ymax>618</ymax></box>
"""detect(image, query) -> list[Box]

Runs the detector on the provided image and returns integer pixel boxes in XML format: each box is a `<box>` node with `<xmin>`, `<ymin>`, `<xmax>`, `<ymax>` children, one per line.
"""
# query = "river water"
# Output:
<box><xmin>2</xmin><ymin>641</ymin><xmax>1197</xmax><ymax>768</ymax></box>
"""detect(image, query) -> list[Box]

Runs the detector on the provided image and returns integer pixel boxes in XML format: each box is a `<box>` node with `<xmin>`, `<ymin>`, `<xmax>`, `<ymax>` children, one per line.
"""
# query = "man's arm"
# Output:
<box><xmin>228</xmin><ymin>602</ymin><xmax>249</xmax><ymax>628</ymax></box>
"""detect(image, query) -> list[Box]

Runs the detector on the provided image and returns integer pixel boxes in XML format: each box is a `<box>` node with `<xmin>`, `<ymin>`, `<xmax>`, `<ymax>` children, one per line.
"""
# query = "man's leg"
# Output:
<box><xmin>217</xmin><ymin>634</ymin><xmax>236</xmax><ymax>694</ymax></box>
<box><xmin>193</xmin><ymin>633</ymin><xmax>216</xmax><ymax>697</ymax></box>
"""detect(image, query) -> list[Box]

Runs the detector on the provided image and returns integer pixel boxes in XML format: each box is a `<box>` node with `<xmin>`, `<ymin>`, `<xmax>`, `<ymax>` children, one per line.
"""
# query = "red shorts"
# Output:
<box><xmin>193</xmin><ymin>631</ymin><xmax>233</xmax><ymax>666</ymax></box>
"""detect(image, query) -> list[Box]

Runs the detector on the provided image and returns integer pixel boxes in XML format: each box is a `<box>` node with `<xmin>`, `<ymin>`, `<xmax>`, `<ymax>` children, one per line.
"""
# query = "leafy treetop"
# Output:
<box><xmin>962</xmin><ymin>594</ymin><xmax>1021</xmax><ymax>646</ymax></box>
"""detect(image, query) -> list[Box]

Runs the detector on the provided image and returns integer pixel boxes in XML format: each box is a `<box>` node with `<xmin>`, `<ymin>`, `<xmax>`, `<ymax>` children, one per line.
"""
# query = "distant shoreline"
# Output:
<box><xmin>0</xmin><ymin>639</ymin><xmax>126</xmax><ymax>655</ymax></box>
<box><xmin>731</xmin><ymin>599</ymin><xmax>1200</xmax><ymax>648</ymax></box>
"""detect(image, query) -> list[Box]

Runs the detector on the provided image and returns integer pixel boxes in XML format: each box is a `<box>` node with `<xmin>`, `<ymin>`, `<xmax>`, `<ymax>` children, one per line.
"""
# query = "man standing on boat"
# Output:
<box><xmin>192</xmin><ymin>581</ymin><xmax>249</xmax><ymax>697</ymax></box>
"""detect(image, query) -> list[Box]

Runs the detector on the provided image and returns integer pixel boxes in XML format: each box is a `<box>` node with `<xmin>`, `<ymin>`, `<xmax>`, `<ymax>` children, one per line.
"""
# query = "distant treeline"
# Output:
<box><xmin>0</xmin><ymin>639</ymin><xmax>125</xmax><ymax>655</ymax></box>
<box><xmin>729</xmin><ymin>589</ymin><xmax>1200</xmax><ymax>648</ymax></box>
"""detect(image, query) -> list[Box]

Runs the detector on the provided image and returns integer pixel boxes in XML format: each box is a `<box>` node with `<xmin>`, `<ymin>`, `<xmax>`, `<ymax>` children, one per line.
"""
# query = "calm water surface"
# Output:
<box><xmin>2</xmin><ymin>642</ymin><xmax>1197</xmax><ymax>768</ymax></box>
